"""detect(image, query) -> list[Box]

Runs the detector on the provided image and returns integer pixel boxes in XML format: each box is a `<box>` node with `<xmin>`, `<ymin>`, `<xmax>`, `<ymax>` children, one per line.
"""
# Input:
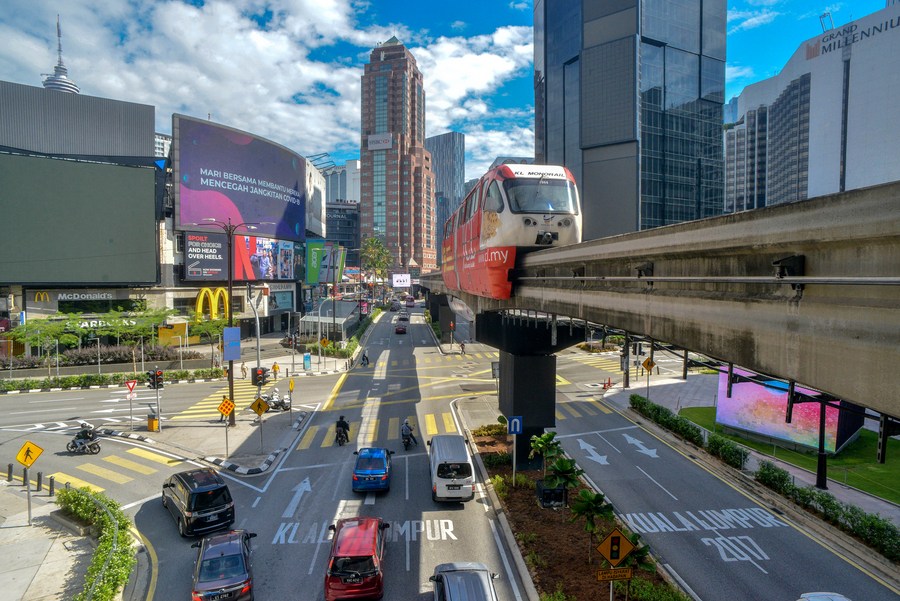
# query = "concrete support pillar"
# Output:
<box><xmin>498</xmin><ymin>351</ymin><xmax>557</xmax><ymax>469</ymax></box>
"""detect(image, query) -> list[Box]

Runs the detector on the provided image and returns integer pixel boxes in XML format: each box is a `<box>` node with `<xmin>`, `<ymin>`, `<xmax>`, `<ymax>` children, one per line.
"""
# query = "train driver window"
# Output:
<box><xmin>483</xmin><ymin>181</ymin><xmax>504</xmax><ymax>213</ymax></box>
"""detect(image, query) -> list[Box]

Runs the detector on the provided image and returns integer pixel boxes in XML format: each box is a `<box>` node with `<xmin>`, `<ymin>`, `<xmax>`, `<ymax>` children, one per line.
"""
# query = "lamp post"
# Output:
<box><xmin>189</xmin><ymin>218</ymin><xmax>273</xmax><ymax>426</ymax></box>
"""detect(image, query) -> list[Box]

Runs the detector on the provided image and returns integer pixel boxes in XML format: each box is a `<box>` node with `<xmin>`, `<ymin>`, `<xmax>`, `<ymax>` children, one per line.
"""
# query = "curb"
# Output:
<box><xmin>200</xmin><ymin>411</ymin><xmax>310</xmax><ymax>475</ymax></box>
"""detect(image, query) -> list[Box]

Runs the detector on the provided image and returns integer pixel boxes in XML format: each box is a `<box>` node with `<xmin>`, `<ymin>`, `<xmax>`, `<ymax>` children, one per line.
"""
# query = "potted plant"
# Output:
<box><xmin>536</xmin><ymin>457</ymin><xmax>584</xmax><ymax>508</ymax></box>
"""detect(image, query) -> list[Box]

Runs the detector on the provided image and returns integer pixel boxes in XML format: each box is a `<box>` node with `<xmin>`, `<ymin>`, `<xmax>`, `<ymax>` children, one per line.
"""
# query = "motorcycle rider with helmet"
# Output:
<box><xmin>401</xmin><ymin>418</ymin><xmax>418</xmax><ymax>447</ymax></box>
<box><xmin>335</xmin><ymin>415</ymin><xmax>350</xmax><ymax>444</ymax></box>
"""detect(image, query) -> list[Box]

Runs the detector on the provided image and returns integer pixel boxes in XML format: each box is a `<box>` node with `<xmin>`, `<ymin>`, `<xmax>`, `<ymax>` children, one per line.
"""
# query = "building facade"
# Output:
<box><xmin>325</xmin><ymin>199</ymin><xmax>361</xmax><ymax>267</ymax></box>
<box><xmin>359</xmin><ymin>37</ymin><xmax>436</xmax><ymax>275</ymax></box>
<box><xmin>424</xmin><ymin>132</ymin><xmax>465</xmax><ymax>262</ymax></box>
<box><xmin>534</xmin><ymin>0</ymin><xmax>726</xmax><ymax>239</ymax></box>
<box><xmin>323</xmin><ymin>161</ymin><xmax>361</xmax><ymax>205</ymax></box>
<box><xmin>725</xmin><ymin>4</ymin><xmax>900</xmax><ymax>212</ymax></box>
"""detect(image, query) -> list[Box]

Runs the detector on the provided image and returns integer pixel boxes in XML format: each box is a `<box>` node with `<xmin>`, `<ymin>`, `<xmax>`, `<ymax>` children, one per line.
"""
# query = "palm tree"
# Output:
<box><xmin>360</xmin><ymin>237</ymin><xmax>393</xmax><ymax>303</ymax></box>
<box><xmin>569</xmin><ymin>489</ymin><xmax>613</xmax><ymax>563</ymax></box>
<box><xmin>529</xmin><ymin>431</ymin><xmax>562</xmax><ymax>477</ymax></box>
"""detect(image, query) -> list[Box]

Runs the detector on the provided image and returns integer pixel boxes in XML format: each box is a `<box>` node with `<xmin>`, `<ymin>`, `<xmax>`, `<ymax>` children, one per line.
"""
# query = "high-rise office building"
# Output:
<box><xmin>326</xmin><ymin>199</ymin><xmax>361</xmax><ymax>267</ymax></box>
<box><xmin>323</xmin><ymin>161</ymin><xmax>361</xmax><ymax>204</ymax></box>
<box><xmin>725</xmin><ymin>4</ymin><xmax>900</xmax><ymax>212</ymax></box>
<box><xmin>360</xmin><ymin>37</ymin><xmax>436</xmax><ymax>275</ymax></box>
<box><xmin>424</xmin><ymin>132</ymin><xmax>465</xmax><ymax>262</ymax></box>
<box><xmin>534</xmin><ymin>1</ymin><xmax>726</xmax><ymax>239</ymax></box>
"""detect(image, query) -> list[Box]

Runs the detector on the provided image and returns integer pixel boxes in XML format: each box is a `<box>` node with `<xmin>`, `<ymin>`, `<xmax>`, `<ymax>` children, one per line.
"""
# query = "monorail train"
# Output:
<box><xmin>441</xmin><ymin>163</ymin><xmax>582</xmax><ymax>300</ymax></box>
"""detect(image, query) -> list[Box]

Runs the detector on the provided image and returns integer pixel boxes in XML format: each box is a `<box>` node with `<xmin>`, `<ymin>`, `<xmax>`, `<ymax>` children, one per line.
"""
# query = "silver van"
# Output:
<box><xmin>428</xmin><ymin>434</ymin><xmax>475</xmax><ymax>502</ymax></box>
<box><xmin>430</xmin><ymin>562</ymin><xmax>499</xmax><ymax>601</ymax></box>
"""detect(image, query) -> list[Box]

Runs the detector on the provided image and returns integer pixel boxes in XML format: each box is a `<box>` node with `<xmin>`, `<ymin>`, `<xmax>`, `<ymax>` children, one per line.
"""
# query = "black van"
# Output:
<box><xmin>162</xmin><ymin>468</ymin><xmax>234</xmax><ymax>537</ymax></box>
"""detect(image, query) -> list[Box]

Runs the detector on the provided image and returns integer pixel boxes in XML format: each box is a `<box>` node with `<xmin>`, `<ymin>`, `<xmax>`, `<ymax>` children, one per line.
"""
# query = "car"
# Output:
<box><xmin>406</xmin><ymin>298</ymin><xmax>415</xmax><ymax>308</ymax></box>
<box><xmin>324</xmin><ymin>517</ymin><xmax>390</xmax><ymax>601</ymax></box>
<box><xmin>429</xmin><ymin>562</ymin><xmax>499</xmax><ymax>601</ymax></box>
<box><xmin>191</xmin><ymin>529</ymin><xmax>257</xmax><ymax>601</ymax></box>
<box><xmin>796</xmin><ymin>595</ymin><xmax>853</xmax><ymax>601</ymax></box>
<box><xmin>395</xmin><ymin>323</ymin><xmax>407</xmax><ymax>334</ymax></box>
<box><xmin>352</xmin><ymin>447</ymin><xmax>395</xmax><ymax>492</ymax></box>
<box><xmin>162</xmin><ymin>467</ymin><xmax>234</xmax><ymax>537</ymax></box>
<box><xmin>398</xmin><ymin>312</ymin><xmax>409</xmax><ymax>321</ymax></box>
<box><xmin>390</xmin><ymin>303</ymin><xmax>399</xmax><ymax>311</ymax></box>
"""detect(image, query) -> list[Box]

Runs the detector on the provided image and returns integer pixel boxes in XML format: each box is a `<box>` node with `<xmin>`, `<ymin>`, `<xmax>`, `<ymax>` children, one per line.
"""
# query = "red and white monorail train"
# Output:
<box><xmin>441</xmin><ymin>164</ymin><xmax>582</xmax><ymax>300</ymax></box>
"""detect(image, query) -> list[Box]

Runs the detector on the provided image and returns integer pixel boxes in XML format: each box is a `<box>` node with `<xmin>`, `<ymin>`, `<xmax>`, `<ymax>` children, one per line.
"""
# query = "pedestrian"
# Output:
<box><xmin>241</xmin><ymin>362</ymin><xmax>247</xmax><ymax>380</ymax></box>
<box><xmin>362</xmin><ymin>349</ymin><xmax>369</xmax><ymax>367</ymax></box>
<box><xmin>219</xmin><ymin>395</ymin><xmax>227</xmax><ymax>422</ymax></box>
<box><xmin>272</xmin><ymin>361</ymin><xmax>280</xmax><ymax>380</ymax></box>
<box><xmin>460</xmin><ymin>341</ymin><xmax>466</xmax><ymax>355</ymax></box>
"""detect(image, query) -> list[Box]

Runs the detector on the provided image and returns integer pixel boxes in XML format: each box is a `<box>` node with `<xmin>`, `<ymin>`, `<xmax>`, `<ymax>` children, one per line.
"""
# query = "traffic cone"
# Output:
<box><xmin>606</xmin><ymin>377</ymin><xmax>612</xmax><ymax>389</ymax></box>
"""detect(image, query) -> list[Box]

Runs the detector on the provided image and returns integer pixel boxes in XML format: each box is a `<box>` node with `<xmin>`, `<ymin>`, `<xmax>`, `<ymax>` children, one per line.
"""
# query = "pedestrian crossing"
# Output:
<box><xmin>170</xmin><ymin>380</ymin><xmax>264</xmax><ymax>421</ymax></box>
<box><xmin>362</xmin><ymin>352</ymin><xmax>500</xmax><ymax>368</ymax></box>
<box><xmin>555</xmin><ymin>398</ymin><xmax>613</xmax><ymax>421</ymax></box>
<box><xmin>46</xmin><ymin>446</ymin><xmax>184</xmax><ymax>494</ymax></box>
<box><xmin>296</xmin><ymin>412</ymin><xmax>458</xmax><ymax>450</ymax></box>
<box><xmin>565</xmin><ymin>352</ymin><xmax>622</xmax><ymax>373</ymax></box>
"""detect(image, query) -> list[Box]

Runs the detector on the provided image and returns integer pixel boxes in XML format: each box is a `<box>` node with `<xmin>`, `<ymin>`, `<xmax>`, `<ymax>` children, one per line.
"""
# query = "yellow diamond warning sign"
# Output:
<box><xmin>596</xmin><ymin>528</ymin><xmax>635</xmax><ymax>568</ymax></box>
<box><xmin>17</xmin><ymin>441</ymin><xmax>44</xmax><ymax>468</ymax></box>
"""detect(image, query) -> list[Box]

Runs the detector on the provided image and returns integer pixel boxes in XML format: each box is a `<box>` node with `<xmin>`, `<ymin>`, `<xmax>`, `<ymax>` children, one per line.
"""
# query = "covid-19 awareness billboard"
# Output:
<box><xmin>173</xmin><ymin>114</ymin><xmax>306</xmax><ymax>241</ymax></box>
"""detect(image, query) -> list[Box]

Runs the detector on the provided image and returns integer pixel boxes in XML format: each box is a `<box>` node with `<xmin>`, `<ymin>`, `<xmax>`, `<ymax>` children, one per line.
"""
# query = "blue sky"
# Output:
<box><xmin>0</xmin><ymin>0</ymin><xmax>889</xmax><ymax>179</ymax></box>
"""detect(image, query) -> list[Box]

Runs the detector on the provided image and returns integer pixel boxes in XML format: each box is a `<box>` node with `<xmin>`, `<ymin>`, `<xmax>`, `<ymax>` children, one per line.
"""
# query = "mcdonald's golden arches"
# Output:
<box><xmin>195</xmin><ymin>287</ymin><xmax>228</xmax><ymax>321</ymax></box>
<box><xmin>34</xmin><ymin>291</ymin><xmax>50</xmax><ymax>303</ymax></box>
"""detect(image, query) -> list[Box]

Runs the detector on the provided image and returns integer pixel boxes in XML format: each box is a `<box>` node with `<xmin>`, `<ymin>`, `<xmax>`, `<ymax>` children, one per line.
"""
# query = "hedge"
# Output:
<box><xmin>56</xmin><ymin>487</ymin><xmax>135</xmax><ymax>601</ymax></box>
<box><xmin>629</xmin><ymin>395</ymin><xmax>704</xmax><ymax>447</ymax></box>
<box><xmin>754</xmin><ymin>461</ymin><xmax>899</xmax><ymax>561</ymax></box>
<box><xmin>0</xmin><ymin>367</ymin><xmax>226</xmax><ymax>392</ymax></box>
<box><xmin>706</xmin><ymin>433</ymin><xmax>749</xmax><ymax>470</ymax></box>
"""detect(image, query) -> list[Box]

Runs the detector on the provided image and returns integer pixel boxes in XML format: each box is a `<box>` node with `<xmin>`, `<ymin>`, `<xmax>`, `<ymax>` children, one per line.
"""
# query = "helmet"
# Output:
<box><xmin>403</xmin><ymin>419</ymin><xmax>409</xmax><ymax>425</ymax></box>
<box><xmin>339</xmin><ymin>416</ymin><xmax>345</xmax><ymax>420</ymax></box>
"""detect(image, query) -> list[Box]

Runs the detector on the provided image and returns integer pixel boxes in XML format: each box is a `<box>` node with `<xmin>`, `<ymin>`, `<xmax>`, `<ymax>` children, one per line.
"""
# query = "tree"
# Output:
<box><xmin>569</xmin><ymin>489</ymin><xmax>613</xmax><ymax>563</ymax></box>
<box><xmin>529</xmin><ymin>431</ymin><xmax>562</xmax><ymax>477</ymax></box>
<box><xmin>360</xmin><ymin>237</ymin><xmax>393</xmax><ymax>302</ymax></box>
<box><xmin>543</xmin><ymin>457</ymin><xmax>584</xmax><ymax>491</ymax></box>
<box><xmin>189</xmin><ymin>313</ymin><xmax>227</xmax><ymax>367</ymax></box>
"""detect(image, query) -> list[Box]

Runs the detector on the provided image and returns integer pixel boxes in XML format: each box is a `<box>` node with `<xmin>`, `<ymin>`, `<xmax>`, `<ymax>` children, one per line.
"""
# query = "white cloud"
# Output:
<box><xmin>508</xmin><ymin>1</ymin><xmax>530</xmax><ymax>10</ymax></box>
<box><xmin>728</xmin><ymin>9</ymin><xmax>779</xmax><ymax>34</ymax></box>
<box><xmin>726</xmin><ymin>64</ymin><xmax>755</xmax><ymax>81</ymax></box>
<box><xmin>0</xmin><ymin>1</ymin><xmax>535</xmax><ymax>175</ymax></box>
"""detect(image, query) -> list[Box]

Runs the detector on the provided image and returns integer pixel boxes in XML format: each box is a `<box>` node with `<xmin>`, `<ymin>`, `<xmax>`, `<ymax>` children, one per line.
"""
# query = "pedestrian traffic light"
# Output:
<box><xmin>146</xmin><ymin>370</ymin><xmax>156</xmax><ymax>389</ymax></box>
<box><xmin>449</xmin><ymin>321</ymin><xmax>454</xmax><ymax>331</ymax></box>
<box><xmin>154</xmin><ymin>370</ymin><xmax>164</xmax><ymax>389</ymax></box>
<box><xmin>260</xmin><ymin>367</ymin><xmax>271</xmax><ymax>386</ymax></box>
<box><xmin>252</xmin><ymin>368</ymin><xmax>261</xmax><ymax>386</ymax></box>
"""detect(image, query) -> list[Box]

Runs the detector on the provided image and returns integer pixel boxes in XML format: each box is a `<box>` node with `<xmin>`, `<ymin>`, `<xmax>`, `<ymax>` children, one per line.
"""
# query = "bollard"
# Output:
<box><xmin>65</xmin><ymin>481</ymin><xmax>71</xmax><ymax>490</ymax></box>
<box><xmin>23</xmin><ymin>467</ymin><xmax>28</xmax><ymax>487</ymax></box>
<box><xmin>6</xmin><ymin>463</ymin><xmax>11</xmax><ymax>482</ymax></box>
<box><xmin>49</xmin><ymin>475</ymin><xmax>55</xmax><ymax>497</ymax></box>
<box><xmin>36</xmin><ymin>472</ymin><xmax>43</xmax><ymax>492</ymax></box>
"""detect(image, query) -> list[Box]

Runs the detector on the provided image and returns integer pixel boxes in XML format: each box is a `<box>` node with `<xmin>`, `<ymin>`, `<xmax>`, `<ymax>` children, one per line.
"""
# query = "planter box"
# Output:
<box><xmin>535</xmin><ymin>479</ymin><xmax>567</xmax><ymax>508</ymax></box>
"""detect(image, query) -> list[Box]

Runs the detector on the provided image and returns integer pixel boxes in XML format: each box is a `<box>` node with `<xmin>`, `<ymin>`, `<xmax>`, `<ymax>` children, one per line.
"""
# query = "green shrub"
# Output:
<box><xmin>614</xmin><ymin>577</ymin><xmax>692</xmax><ymax>601</ymax></box>
<box><xmin>706</xmin><ymin>433</ymin><xmax>749</xmax><ymax>469</ymax></box>
<box><xmin>539</xmin><ymin>585</ymin><xmax>576</xmax><ymax>601</ymax></box>
<box><xmin>629</xmin><ymin>395</ymin><xmax>704</xmax><ymax>446</ymax></box>
<box><xmin>754</xmin><ymin>461</ymin><xmax>794</xmax><ymax>495</ymax></box>
<box><xmin>472</xmin><ymin>423</ymin><xmax>507</xmax><ymax>436</ymax></box>
<box><xmin>481</xmin><ymin>452</ymin><xmax>512</xmax><ymax>468</ymax></box>
<box><xmin>56</xmin><ymin>487</ymin><xmax>135</xmax><ymax>601</ymax></box>
<box><xmin>490</xmin><ymin>474</ymin><xmax>508</xmax><ymax>499</ymax></box>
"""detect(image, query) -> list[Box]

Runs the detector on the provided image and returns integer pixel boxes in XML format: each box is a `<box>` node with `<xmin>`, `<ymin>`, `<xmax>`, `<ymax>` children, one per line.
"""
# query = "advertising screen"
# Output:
<box><xmin>173</xmin><ymin>114</ymin><xmax>306</xmax><ymax>241</ymax></box>
<box><xmin>715</xmin><ymin>368</ymin><xmax>839</xmax><ymax>452</ymax></box>
<box><xmin>0</xmin><ymin>153</ymin><xmax>158</xmax><ymax>285</ymax></box>
<box><xmin>305</xmin><ymin>240</ymin><xmax>346</xmax><ymax>285</ymax></box>
<box><xmin>183</xmin><ymin>232</ymin><xmax>295</xmax><ymax>281</ymax></box>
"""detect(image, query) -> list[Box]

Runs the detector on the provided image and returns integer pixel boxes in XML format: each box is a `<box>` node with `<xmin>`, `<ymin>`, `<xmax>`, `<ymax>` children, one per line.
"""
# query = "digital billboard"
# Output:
<box><xmin>715</xmin><ymin>368</ymin><xmax>840</xmax><ymax>452</ymax></box>
<box><xmin>183</xmin><ymin>232</ymin><xmax>295</xmax><ymax>281</ymax></box>
<box><xmin>173</xmin><ymin>114</ymin><xmax>306</xmax><ymax>241</ymax></box>
<box><xmin>0</xmin><ymin>153</ymin><xmax>158</xmax><ymax>285</ymax></box>
<box><xmin>305</xmin><ymin>240</ymin><xmax>346</xmax><ymax>285</ymax></box>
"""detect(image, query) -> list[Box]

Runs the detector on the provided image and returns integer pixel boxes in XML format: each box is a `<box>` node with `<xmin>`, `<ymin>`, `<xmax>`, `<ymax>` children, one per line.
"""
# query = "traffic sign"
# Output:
<box><xmin>597</xmin><ymin>528</ymin><xmax>635</xmax><ymax>567</ymax></box>
<box><xmin>126</xmin><ymin>392</ymin><xmax>136</xmax><ymax>401</ymax></box>
<box><xmin>641</xmin><ymin>357</ymin><xmax>656</xmax><ymax>371</ymax></box>
<box><xmin>288</xmin><ymin>378</ymin><xmax>295</xmax><ymax>393</ymax></box>
<box><xmin>507</xmin><ymin>416</ymin><xmax>523</xmax><ymax>435</ymax></box>
<box><xmin>250</xmin><ymin>397</ymin><xmax>269</xmax><ymax>416</ymax></box>
<box><xmin>125</xmin><ymin>379</ymin><xmax>137</xmax><ymax>393</ymax></box>
<box><xmin>320</xmin><ymin>338</ymin><xmax>330</xmax><ymax>347</ymax></box>
<box><xmin>17</xmin><ymin>441</ymin><xmax>43</xmax><ymax>468</ymax></box>
<box><xmin>217</xmin><ymin>398</ymin><xmax>235</xmax><ymax>417</ymax></box>
<box><xmin>596</xmin><ymin>567</ymin><xmax>633</xmax><ymax>582</ymax></box>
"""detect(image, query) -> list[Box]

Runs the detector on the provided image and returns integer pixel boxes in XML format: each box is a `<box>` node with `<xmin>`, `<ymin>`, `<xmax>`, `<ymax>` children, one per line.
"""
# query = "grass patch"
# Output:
<box><xmin>679</xmin><ymin>407</ymin><xmax>900</xmax><ymax>504</ymax></box>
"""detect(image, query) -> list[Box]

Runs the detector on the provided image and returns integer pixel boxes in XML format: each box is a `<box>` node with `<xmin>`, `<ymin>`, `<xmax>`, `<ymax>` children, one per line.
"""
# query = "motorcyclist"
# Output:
<box><xmin>335</xmin><ymin>415</ymin><xmax>350</xmax><ymax>444</ymax></box>
<box><xmin>400</xmin><ymin>418</ymin><xmax>418</xmax><ymax>446</ymax></box>
<box><xmin>75</xmin><ymin>422</ymin><xmax>95</xmax><ymax>441</ymax></box>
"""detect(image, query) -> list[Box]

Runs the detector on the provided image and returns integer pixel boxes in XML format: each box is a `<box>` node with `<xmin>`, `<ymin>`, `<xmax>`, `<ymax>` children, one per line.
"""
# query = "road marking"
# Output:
<box><xmin>77</xmin><ymin>463</ymin><xmax>133</xmax><ymax>484</ymax></box>
<box><xmin>555</xmin><ymin>409</ymin><xmax>565</xmax><ymax>420</ymax></box>
<box><xmin>126</xmin><ymin>447</ymin><xmax>183</xmax><ymax>465</ymax></box>
<box><xmin>556</xmin><ymin>374</ymin><xmax>571</xmax><ymax>385</ymax></box>
<box><xmin>103</xmin><ymin>455</ymin><xmax>157</xmax><ymax>475</ymax></box>
<box><xmin>388</xmin><ymin>417</ymin><xmax>400</xmax><ymax>440</ymax></box>
<box><xmin>48</xmin><ymin>472</ymin><xmax>104</xmax><ymax>492</ymax></box>
<box><xmin>441</xmin><ymin>412</ymin><xmax>457</xmax><ymax>433</ymax></box>
<box><xmin>589</xmin><ymin>399</ymin><xmax>612</xmax><ymax>414</ymax></box>
<box><xmin>636</xmin><ymin>465</ymin><xmax>677</xmax><ymax>500</ymax></box>
<box><xmin>560</xmin><ymin>404</ymin><xmax>582</xmax><ymax>418</ymax></box>
<box><xmin>425</xmin><ymin>414</ymin><xmax>438</xmax><ymax>436</ymax></box>
<box><xmin>297</xmin><ymin>425</ymin><xmax>319</xmax><ymax>450</ymax></box>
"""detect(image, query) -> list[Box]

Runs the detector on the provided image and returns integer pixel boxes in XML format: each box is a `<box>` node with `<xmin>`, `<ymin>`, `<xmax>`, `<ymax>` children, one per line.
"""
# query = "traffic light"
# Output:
<box><xmin>449</xmin><ymin>321</ymin><xmax>455</xmax><ymax>331</ymax></box>
<box><xmin>146</xmin><ymin>370</ymin><xmax>156</xmax><ymax>389</ymax></box>
<box><xmin>154</xmin><ymin>370</ymin><xmax>164</xmax><ymax>389</ymax></box>
<box><xmin>260</xmin><ymin>367</ymin><xmax>271</xmax><ymax>386</ymax></box>
<box><xmin>252</xmin><ymin>368</ymin><xmax>261</xmax><ymax>386</ymax></box>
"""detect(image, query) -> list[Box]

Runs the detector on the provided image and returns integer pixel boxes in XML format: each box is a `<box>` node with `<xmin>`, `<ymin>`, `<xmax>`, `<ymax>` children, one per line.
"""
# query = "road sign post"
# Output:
<box><xmin>17</xmin><ymin>441</ymin><xmax>43</xmax><ymax>526</ymax></box>
<box><xmin>250</xmin><ymin>397</ymin><xmax>269</xmax><ymax>450</ymax></box>
<box><xmin>508</xmin><ymin>416</ymin><xmax>523</xmax><ymax>482</ymax></box>
<box><xmin>125</xmin><ymin>380</ymin><xmax>137</xmax><ymax>430</ymax></box>
<box><xmin>288</xmin><ymin>378</ymin><xmax>295</xmax><ymax>419</ymax></box>
<box><xmin>218</xmin><ymin>398</ymin><xmax>236</xmax><ymax>457</ymax></box>
<box><xmin>641</xmin><ymin>357</ymin><xmax>656</xmax><ymax>399</ymax></box>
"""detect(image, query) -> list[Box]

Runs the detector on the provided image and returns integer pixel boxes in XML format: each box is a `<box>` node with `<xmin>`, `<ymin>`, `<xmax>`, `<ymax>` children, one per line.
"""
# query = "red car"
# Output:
<box><xmin>324</xmin><ymin>517</ymin><xmax>390</xmax><ymax>601</ymax></box>
<box><xmin>395</xmin><ymin>324</ymin><xmax>407</xmax><ymax>334</ymax></box>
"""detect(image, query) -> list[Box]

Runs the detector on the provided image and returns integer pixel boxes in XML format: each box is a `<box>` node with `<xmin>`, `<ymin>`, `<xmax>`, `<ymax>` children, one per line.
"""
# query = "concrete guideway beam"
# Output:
<box><xmin>422</xmin><ymin>181</ymin><xmax>900</xmax><ymax>417</ymax></box>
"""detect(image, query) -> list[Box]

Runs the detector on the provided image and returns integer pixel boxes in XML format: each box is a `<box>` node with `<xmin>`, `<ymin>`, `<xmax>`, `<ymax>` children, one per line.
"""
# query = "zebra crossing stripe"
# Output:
<box><xmin>76</xmin><ymin>463</ymin><xmax>134</xmax><ymax>484</ymax></box>
<box><xmin>126</xmin><ymin>447</ymin><xmax>182</xmax><ymax>465</ymax></box>
<box><xmin>48</xmin><ymin>472</ymin><xmax>104</xmax><ymax>492</ymax></box>
<box><xmin>103</xmin><ymin>455</ymin><xmax>158</xmax><ymax>475</ymax></box>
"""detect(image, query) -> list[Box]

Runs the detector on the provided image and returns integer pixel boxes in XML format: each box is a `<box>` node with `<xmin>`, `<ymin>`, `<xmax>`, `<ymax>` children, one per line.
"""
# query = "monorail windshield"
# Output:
<box><xmin>504</xmin><ymin>178</ymin><xmax>579</xmax><ymax>214</ymax></box>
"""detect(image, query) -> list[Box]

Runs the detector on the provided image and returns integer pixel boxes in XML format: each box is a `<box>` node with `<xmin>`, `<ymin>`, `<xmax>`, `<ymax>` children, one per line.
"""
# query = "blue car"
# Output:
<box><xmin>352</xmin><ymin>447</ymin><xmax>394</xmax><ymax>492</ymax></box>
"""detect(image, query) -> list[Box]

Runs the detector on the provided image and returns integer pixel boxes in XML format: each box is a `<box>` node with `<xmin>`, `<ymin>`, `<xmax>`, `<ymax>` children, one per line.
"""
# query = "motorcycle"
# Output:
<box><xmin>67</xmin><ymin>436</ymin><xmax>101</xmax><ymax>455</ymax></box>
<box><xmin>336</xmin><ymin>427</ymin><xmax>349</xmax><ymax>446</ymax></box>
<box><xmin>402</xmin><ymin>434</ymin><xmax>412</xmax><ymax>451</ymax></box>
<box><xmin>262</xmin><ymin>391</ymin><xmax>291</xmax><ymax>411</ymax></box>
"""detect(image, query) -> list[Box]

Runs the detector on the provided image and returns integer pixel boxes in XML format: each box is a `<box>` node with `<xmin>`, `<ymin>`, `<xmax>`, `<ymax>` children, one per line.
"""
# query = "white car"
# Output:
<box><xmin>797</xmin><ymin>594</ymin><xmax>852</xmax><ymax>601</ymax></box>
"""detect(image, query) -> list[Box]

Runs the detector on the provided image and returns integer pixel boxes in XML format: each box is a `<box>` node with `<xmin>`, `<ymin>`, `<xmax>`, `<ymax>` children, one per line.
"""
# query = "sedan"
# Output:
<box><xmin>191</xmin><ymin>529</ymin><xmax>257</xmax><ymax>601</ymax></box>
<box><xmin>395</xmin><ymin>323</ymin><xmax>407</xmax><ymax>334</ymax></box>
<box><xmin>352</xmin><ymin>447</ymin><xmax>394</xmax><ymax>492</ymax></box>
<box><xmin>398</xmin><ymin>312</ymin><xmax>409</xmax><ymax>321</ymax></box>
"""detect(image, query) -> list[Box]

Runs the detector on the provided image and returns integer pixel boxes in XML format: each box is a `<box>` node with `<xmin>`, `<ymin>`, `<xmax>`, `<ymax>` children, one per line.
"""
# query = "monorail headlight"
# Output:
<box><xmin>524</xmin><ymin>217</ymin><xmax>537</xmax><ymax>227</ymax></box>
<box><xmin>559</xmin><ymin>218</ymin><xmax>572</xmax><ymax>227</ymax></box>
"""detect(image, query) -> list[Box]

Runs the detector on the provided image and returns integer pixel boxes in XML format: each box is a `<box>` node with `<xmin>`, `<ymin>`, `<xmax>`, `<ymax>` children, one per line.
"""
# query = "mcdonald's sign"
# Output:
<box><xmin>195</xmin><ymin>287</ymin><xmax>229</xmax><ymax>321</ymax></box>
<box><xmin>33</xmin><ymin>292</ymin><xmax>51</xmax><ymax>303</ymax></box>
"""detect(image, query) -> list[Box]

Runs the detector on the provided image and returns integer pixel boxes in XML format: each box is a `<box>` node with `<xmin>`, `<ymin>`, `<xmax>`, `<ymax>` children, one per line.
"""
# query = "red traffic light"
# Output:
<box><xmin>449</xmin><ymin>321</ymin><xmax>455</xmax><ymax>331</ymax></box>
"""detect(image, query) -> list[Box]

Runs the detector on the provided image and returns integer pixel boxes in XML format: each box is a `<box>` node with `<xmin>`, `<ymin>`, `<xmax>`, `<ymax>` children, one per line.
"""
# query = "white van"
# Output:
<box><xmin>428</xmin><ymin>435</ymin><xmax>475</xmax><ymax>502</ymax></box>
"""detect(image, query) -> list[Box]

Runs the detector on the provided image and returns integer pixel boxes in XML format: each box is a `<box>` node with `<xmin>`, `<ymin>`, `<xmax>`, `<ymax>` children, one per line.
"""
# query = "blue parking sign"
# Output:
<box><xmin>508</xmin><ymin>416</ymin><xmax>523</xmax><ymax>435</ymax></box>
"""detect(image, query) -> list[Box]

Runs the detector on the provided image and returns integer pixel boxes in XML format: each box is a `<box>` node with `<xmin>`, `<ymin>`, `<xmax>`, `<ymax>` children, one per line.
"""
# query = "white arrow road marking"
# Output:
<box><xmin>577</xmin><ymin>438</ymin><xmax>609</xmax><ymax>465</ymax></box>
<box><xmin>282</xmin><ymin>477</ymin><xmax>312</xmax><ymax>518</ymax></box>
<box><xmin>622</xmin><ymin>433</ymin><xmax>658</xmax><ymax>458</ymax></box>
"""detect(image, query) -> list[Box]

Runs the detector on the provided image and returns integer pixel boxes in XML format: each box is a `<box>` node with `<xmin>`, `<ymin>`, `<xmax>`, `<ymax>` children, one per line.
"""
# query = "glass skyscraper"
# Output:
<box><xmin>535</xmin><ymin>0</ymin><xmax>726</xmax><ymax>239</ymax></box>
<box><xmin>424</xmin><ymin>131</ymin><xmax>465</xmax><ymax>263</ymax></box>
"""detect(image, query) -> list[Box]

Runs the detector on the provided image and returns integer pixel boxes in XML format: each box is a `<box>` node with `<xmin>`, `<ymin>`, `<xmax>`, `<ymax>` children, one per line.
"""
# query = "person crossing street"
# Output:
<box><xmin>272</xmin><ymin>361</ymin><xmax>280</xmax><ymax>380</ymax></box>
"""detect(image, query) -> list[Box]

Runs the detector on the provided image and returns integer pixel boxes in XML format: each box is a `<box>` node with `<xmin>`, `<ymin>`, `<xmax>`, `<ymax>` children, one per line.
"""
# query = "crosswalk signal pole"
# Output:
<box><xmin>154</xmin><ymin>365</ymin><xmax>162</xmax><ymax>432</ymax></box>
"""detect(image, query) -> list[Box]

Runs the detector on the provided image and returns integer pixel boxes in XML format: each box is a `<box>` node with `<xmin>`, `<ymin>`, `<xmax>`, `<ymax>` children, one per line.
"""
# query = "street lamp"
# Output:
<box><xmin>189</xmin><ymin>218</ymin><xmax>274</xmax><ymax>426</ymax></box>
